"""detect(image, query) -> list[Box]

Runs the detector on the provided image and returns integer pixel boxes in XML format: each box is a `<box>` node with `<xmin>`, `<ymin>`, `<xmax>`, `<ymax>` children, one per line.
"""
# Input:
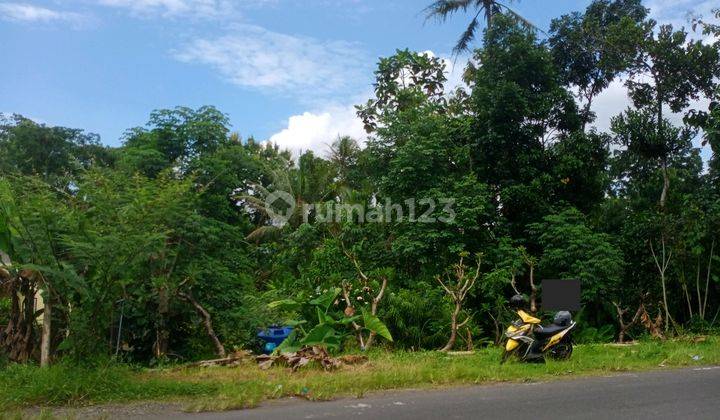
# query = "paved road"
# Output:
<box><xmin>167</xmin><ymin>366</ymin><xmax>720</xmax><ymax>420</ymax></box>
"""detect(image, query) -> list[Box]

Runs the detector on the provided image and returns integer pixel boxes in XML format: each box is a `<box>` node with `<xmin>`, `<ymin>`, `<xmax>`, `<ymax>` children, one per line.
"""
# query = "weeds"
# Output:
<box><xmin>1</xmin><ymin>337</ymin><xmax>719</xmax><ymax>412</ymax></box>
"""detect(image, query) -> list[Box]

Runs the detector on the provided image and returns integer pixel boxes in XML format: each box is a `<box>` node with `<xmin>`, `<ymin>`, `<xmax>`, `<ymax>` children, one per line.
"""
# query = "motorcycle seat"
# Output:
<box><xmin>534</xmin><ymin>324</ymin><xmax>566</xmax><ymax>338</ymax></box>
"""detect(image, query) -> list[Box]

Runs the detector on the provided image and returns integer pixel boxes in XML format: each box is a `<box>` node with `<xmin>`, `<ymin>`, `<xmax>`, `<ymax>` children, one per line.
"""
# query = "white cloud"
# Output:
<box><xmin>591</xmin><ymin>78</ymin><xmax>712</xmax><ymax>127</ymax></box>
<box><xmin>589</xmin><ymin>80</ymin><xmax>631</xmax><ymax>133</ymax></box>
<box><xmin>268</xmin><ymin>103</ymin><xmax>367</xmax><ymax>156</ymax></box>
<box><xmin>266</xmin><ymin>50</ymin><xmax>470</xmax><ymax>157</ymax></box>
<box><xmin>591</xmin><ymin>78</ymin><xmax>713</xmax><ymax>162</ymax></box>
<box><xmin>96</xmin><ymin>0</ymin><xmax>237</xmax><ymax>18</ymax></box>
<box><xmin>647</xmin><ymin>0</ymin><xmax>717</xmax><ymax>29</ymax></box>
<box><xmin>173</xmin><ymin>25</ymin><xmax>369</xmax><ymax>98</ymax></box>
<box><xmin>0</xmin><ymin>2</ymin><xmax>85</xmax><ymax>24</ymax></box>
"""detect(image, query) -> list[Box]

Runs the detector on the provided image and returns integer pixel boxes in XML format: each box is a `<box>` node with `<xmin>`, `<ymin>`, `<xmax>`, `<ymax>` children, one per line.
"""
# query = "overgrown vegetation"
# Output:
<box><xmin>1</xmin><ymin>0</ymin><xmax>720</xmax><ymax>383</ymax></box>
<box><xmin>0</xmin><ymin>361</ymin><xmax>217</xmax><ymax>411</ymax></box>
<box><xmin>2</xmin><ymin>338</ymin><xmax>719</xmax><ymax>412</ymax></box>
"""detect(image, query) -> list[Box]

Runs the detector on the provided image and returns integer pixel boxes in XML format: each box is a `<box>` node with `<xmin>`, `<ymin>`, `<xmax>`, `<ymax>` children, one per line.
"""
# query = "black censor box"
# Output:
<box><xmin>541</xmin><ymin>279</ymin><xmax>581</xmax><ymax>311</ymax></box>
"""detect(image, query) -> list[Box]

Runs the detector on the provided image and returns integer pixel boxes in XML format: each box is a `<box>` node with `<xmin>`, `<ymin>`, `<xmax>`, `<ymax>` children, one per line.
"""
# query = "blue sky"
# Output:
<box><xmin>1</xmin><ymin>0</ymin><xmax>716</xmax><ymax>154</ymax></box>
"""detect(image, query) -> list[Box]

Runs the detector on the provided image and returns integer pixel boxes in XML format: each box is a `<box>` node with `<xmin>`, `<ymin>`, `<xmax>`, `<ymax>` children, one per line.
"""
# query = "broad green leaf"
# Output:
<box><xmin>321</xmin><ymin>335</ymin><xmax>341</xmax><ymax>351</ymax></box>
<box><xmin>301</xmin><ymin>323</ymin><xmax>338</xmax><ymax>347</ymax></box>
<box><xmin>362</xmin><ymin>309</ymin><xmax>393</xmax><ymax>342</ymax></box>
<box><xmin>308</xmin><ymin>287</ymin><xmax>340</xmax><ymax>312</ymax></box>
<box><xmin>316</xmin><ymin>306</ymin><xmax>329</xmax><ymax>324</ymax></box>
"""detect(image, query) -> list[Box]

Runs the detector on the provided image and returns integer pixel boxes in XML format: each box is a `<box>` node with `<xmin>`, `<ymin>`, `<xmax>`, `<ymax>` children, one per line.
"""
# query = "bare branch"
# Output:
<box><xmin>371</xmin><ymin>276</ymin><xmax>388</xmax><ymax>315</ymax></box>
<box><xmin>435</xmin><ymin>274</ymin><xmax>454</xmax><ymax>297</ymax></box>
<box><xmin>341</xmin><ymin>241</ymin><xmax>369</xmax><ymax>282</ymax></box>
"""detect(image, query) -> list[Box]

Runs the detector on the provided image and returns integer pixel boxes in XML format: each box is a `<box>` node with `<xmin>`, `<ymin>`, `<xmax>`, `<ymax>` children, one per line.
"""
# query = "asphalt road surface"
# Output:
<box><xmin>138</xmin><ymin>365</ymin><xmax>720</xmax><ymax>420</ymax></box>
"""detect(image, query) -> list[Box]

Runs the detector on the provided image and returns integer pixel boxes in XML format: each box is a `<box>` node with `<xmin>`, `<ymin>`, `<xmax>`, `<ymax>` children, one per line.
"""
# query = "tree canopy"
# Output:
<box><xmin>1</xmin><ymin>1</ymin><xmax>720</xmax><ymax>363</ymax></box>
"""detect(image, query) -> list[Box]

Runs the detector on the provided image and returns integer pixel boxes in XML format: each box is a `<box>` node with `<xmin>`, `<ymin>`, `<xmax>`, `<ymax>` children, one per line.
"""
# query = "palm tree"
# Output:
<box><xmin>237</xmin><ymin>154</ymin><xmax>336</xmax><ymax>242</ymax></box>
<box><xmin>424</xmin><ymin>0</ymin><xmax>537</xmax><ymax>55</ymax></box>
<box><xmin>328</xmin><ymin>136</ymin><xmax>360</xmax><ymax>185</ymax></box>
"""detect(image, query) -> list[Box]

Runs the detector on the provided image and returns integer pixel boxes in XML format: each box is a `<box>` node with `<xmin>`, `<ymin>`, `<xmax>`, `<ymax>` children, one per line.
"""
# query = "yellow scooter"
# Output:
<box><xmin>501</xmin><ymin>295</ymin><xmax>575</xmax><ymax>363</ymax></box>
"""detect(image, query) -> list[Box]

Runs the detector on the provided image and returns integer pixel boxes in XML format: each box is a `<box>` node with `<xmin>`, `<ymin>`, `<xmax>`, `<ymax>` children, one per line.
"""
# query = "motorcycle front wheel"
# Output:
<box><xmin>500</xmin><ymin>349</ymin><xmax>513</xmax><ymax>364</ymax></box>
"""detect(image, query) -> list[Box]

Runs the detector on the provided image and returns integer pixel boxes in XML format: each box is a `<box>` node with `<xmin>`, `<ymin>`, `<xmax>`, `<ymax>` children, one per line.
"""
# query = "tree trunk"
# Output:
<box><xmin>702</xmin><ymin>239</ymin><xmax>715</xmax><ymax>319</ymax></box>
<box><xmin>529</xmin><ymin>264</ymin><xmax>537</xmax><ymax>314</ymax></box>
<box><xmin>650</xmin><ymin>238</ymin><xmax>672</xmax><ymax>332</ymax></box>
<box><xmin>154</xmin><ymin>287</ymin><xmax>170</xmax><ymax>358</ymax></box>
<box><xmin>40</xmin><ymin>290</ymin><xmax>51</xmax><ymax>367</ymax></box>
<box><xmin>489</xmin><ymin>311</ymin><xmax>501</xmax><ymax>346</ymax></box>
<box><xmin>681</xmin><ymin>281</ymin><xmax>692</xmax><ymax>319</ymax></box>
<box><xmin>695</xmin><ymin>257</ymin><xmax>702</xmax><ymax>319</ymax></box>
<box><xmin>440</xmin><ymin>302</ymin><xmax>461</xmax><ymax>352</ymax></box>
<box><xmin>365</xmin><ymin>331</ymin><xmax>377</xmax><ymax>350</ymax></box>
<box><xmin>614</xmin><ymin>302</ymin><xmax>643</xmax><ymax>343</ymax></box>
<box><xmin>581</xmin><ymin>94</ymin><xmax>595</xmax><ymax>132</ymax></box>
<box><xmin>484</xmin><ymin>0</ymin><xmax>493</xmax><ymax>26</ymax></box>
<box><xmin>179</xmin><ymin>291</ymin><xmax>226</xmax><ymax>358</ymax></box>
<box><xmin>660</xmin><ymin>265</ymin><xmax>670</xmax><ymax>332</ymax></box>
<box><xmin>659</xmin><ymin>162</ymin><xmax>670</xmax><ymax>210</ymax></box>
<box><xmin>657</xmin><ymin>89</ymin><xmax>669</xmax><ymax>211</ymax></box>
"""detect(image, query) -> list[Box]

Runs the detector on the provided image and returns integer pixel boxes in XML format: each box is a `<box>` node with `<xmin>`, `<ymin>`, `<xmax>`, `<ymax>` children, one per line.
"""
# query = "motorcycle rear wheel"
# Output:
<box><xmin>548</xmin><ymin>341</ymin><xmax>573</xmax><ymax>360</ymax></box>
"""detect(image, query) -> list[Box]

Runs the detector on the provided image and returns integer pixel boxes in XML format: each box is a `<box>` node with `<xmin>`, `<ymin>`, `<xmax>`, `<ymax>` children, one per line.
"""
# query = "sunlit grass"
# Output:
<box><xmin>2</xmin><ymin>336</ymin><xmax>719</xmax><ymax>412</ymax></box>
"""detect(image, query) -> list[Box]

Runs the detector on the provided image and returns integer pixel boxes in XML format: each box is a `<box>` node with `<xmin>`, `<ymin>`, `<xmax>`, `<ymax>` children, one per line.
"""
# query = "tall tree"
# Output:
<box><xmin>625</xmin><ymin>22</ymin><xmax>719</xmax><ymax>208</ymax></box>
<box><xmin>328</xmin><ymin>136</ymin><xmax>360</xmax><ymax>188</ymax></box>
<box><xmin>121</xmin><ymin>106</ymin><xmax>230</xmax><ymax>177</ymax></box>
<box><xmin>0</xmin><ymin>114</ymin><xmax>110</xmax><ymax>186</ymax></box>
<box><xmin>549</xmin><ymin>0</ymin><xmax>649</xmax><ymax>129</ymax></box>
<box><xmin>468</xmin><ymin>15</ymin><xmax>582</xmax><ymax>233</ymax></box>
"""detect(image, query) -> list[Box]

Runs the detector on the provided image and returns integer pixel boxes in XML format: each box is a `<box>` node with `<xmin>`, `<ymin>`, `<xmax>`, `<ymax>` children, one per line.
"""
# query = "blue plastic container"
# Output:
<box><xmin>257</xmin><ymin>326</ymin><xmax>294</xmax><ymax>354</ymax></box>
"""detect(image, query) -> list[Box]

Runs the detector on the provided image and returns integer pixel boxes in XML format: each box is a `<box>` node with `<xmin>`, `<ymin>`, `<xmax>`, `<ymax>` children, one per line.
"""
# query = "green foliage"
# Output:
<box><xmin>383</xmin><ymin>285</ymin><xmax>451</xmax><ymax>349</ymax></box>
<box><xmin>1</xmin><ymin>2</ymin><xmax>719</xmax><ymax>365</ymax></box>
<box><xmin>362</xmin><ymin>309</ymin><xmax>393</xmax><ymax>342</ymax></box>
<box><xmin>270</xmin><ymin>288</ymin><xmax>352</xmax><ymax>352</ymax></box>
<box><xmin>122</xmin><ymin>106</ymin><xmax>230</xmax><ymax>174</ymax></box>
<box><xmin>424</xmin><ymin>0</ymin><xmax>539</xmax><ymax>55</ymax></box>
<box><xmin>271</xmin><ymin>287</ymin><xmax>393</xmax><ymax>353</ymax></box>
<box><xmin>626</xmin><ymin>23</ymin><xmax>720</xmax><ymax>116</ymax></box>
<box><xmin>575</xmin><ymin>324</ymin><xmax>616</xmax><ymax>344</ymax></box>
<box><xmin>549</xmin><ymin>0</ymin><xmax>648</xmax><ymax>126</ymax></box>
<box><xmin>0</xmin><ymin>114</ymin><xmax>111</xmax><ymax>186</ymax></box>
<box><xmin>529</xmin><ymin>208</ymin><xmax>624</xmax><ymax>303</ymax></box>
<box><xmin>357</xmin><ymin>49</ymin><xmax>447</xmax><ymax>132</ymax></box>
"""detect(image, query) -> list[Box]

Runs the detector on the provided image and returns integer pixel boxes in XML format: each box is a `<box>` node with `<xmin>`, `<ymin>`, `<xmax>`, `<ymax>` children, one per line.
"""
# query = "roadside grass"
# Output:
<box><xmin>0</xmin><ymin>361</ymin><xmax>217</xmax><ymax>410</ymax></box>
<box><xmin>1</xmin><ymin>336</ymin><xmax>719</xmax><ymax>413</ymax></box>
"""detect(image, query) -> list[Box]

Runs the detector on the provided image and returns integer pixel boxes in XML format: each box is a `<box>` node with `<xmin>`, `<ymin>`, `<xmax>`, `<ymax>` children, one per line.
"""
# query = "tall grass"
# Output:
<box><xmin>1</xmin><ymin>337</ymin><xmax>718</xmax><ymax>412</ymax></box>
<box><xmin>0</xmin><ymin>360</ymin><xmax>216</xmax><ymax>409</ymax></box>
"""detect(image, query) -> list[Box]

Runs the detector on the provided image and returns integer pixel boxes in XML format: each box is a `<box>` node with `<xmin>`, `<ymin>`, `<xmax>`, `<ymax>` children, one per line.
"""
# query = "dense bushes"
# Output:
<box><xmin>1</xmin><ymin>1</ymin><xmax>720</xmax><ymax>364</ymax></box>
